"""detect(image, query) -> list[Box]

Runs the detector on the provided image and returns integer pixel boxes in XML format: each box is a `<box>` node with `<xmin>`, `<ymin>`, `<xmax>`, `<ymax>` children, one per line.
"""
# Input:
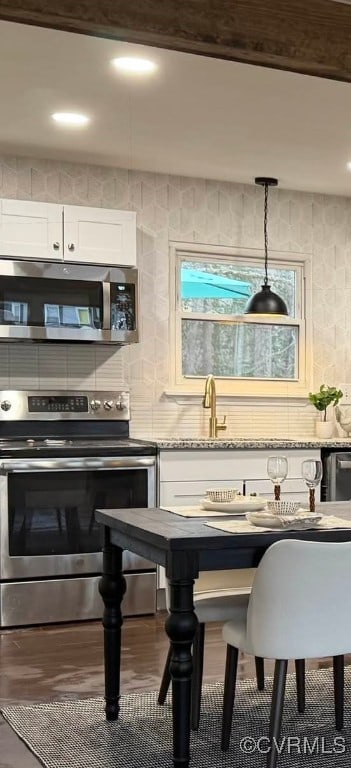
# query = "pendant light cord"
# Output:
<box><xmin>264</xmin><ymin>182</ymin><xmax>269</xmax><ymax>286</ymax></box>
<box><xmin>245</xmin><ymin>175</ymin><xmax>287</xmax><ymax>316</ymax></box>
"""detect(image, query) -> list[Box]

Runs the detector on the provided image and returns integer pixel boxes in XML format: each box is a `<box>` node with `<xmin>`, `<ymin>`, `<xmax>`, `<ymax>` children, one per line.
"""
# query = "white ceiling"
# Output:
<box><xmin>1</xmin><ymin>20</ymin><xmax>351</xmax><ymax>195</ymax></box>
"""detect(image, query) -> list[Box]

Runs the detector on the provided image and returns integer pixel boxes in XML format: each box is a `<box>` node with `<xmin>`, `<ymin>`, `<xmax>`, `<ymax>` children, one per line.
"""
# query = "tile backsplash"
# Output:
<box><xmin>0</xmin><ymin>153</ymin><xmax>349</xmax><ymax>439</ymax></box>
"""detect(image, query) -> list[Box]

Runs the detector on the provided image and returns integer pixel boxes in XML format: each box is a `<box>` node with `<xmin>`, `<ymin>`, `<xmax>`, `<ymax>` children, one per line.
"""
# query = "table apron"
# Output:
<box><xmin>109</xmin><ymin>527</ymin><xmax>351</xmax><ymax>576</ymax></box>
<box><xmin>198</xmin><ymin>546</ymin><xmax>266</xmax><ymax>570</ymax></box>
<box><xmin>109</xmin><ymin>529</ymin><xmax>167</xmax><ymax>567</ymax></box>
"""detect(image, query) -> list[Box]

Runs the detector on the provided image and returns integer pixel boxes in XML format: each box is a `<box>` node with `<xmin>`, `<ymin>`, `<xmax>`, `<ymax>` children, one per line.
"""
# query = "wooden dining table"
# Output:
<box><xmin>95</xmin><ymin>501</ymin><xmax>351</xmax><ymax>768</ymax></box>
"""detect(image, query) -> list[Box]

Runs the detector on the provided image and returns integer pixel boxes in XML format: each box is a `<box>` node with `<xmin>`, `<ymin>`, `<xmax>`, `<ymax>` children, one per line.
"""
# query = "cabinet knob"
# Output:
<box><xmin>68</xmin><ymin>243</ymin><xmax>75</xmax><ymax>252</ymax></box>
<box><xmin>53</xmin><ymin>242</ymin><xmax>60</xmax><ymax>250</ymax></box>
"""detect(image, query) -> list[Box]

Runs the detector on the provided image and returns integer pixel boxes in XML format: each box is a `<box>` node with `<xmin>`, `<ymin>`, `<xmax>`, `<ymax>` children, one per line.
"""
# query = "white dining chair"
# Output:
<box><xmin>158</xmin><ymin>569</ymin><xmax>265</xmax><ymax>730</ymax></box>
<box><xmin>221</xmin><ymin>539</ymin><xmax>349</xmax><ymax>768</ymax></box>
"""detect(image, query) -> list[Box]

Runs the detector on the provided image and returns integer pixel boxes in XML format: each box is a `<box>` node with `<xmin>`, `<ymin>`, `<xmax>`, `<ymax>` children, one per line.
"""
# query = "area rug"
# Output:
<box><xmin>2</xmin><ymin>668</ymin><xmax>351</xmax><ymax>767</ymax></box>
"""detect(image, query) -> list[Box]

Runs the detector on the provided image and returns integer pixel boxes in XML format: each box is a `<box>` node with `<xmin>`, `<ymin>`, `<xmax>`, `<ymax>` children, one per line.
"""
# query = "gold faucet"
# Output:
<box><xmin>202</xmin><ymin>374</ymin><xmax>227</xmax><ymax>438</ymax></box>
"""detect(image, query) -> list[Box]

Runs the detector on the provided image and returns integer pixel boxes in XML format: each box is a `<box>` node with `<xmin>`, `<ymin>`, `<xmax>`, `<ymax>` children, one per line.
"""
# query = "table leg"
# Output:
<box><xmin>98</xmin><ymin>527</ymin><xmax>126</xmax><ymax>721</ymax></box>
<box><xmin>166</xmin><ymin>578</ymin><xmax>198</xmax><ymax>768</ymax></box>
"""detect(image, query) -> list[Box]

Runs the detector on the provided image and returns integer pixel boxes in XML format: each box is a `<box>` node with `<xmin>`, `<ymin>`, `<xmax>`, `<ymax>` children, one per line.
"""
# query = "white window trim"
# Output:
<box><xmin>166</xmin><ymin>241</ymin><xmax>312</xmax><ymax>398</ymax></box>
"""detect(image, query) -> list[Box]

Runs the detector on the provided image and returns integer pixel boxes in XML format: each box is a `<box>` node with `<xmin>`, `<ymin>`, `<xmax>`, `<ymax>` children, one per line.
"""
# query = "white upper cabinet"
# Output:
<box><xmin>0</xmin><ymin>200</ymin><xmax>137</xmax><ymax>267</ymax></box>
<box><xmin>63</xmin><ymin>205</ymin><xmax>136</xmax><ymax>266</ymax></box>
<box><xmin>0</xmin><ymin>200</ymin><xmax>63</xmax><ymax>260</ymax></box>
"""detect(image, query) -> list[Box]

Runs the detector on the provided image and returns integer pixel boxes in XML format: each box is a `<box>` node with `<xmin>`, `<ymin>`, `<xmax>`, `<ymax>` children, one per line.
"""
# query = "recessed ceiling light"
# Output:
<box><xmin>347</xmin><ymin>161</ymin><xmax>351</xmax><ymax>171</ymax></box>
<box><xmin>51</xmin><ymin>112</ymin><xmax>90</xmax><ymax>127</ymax></box>
<box><xmin>111</xmin><ymin>57</ymin><xmax>157</xmax><ymax>74</ymax></box>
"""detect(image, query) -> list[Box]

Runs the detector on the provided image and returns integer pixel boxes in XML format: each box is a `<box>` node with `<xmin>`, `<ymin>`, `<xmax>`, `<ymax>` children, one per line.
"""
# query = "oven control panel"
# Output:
<box><xmin>0</xmin><ymin>390</ymin><xmax>130</xmax><ymax>420</ymax></box>
<box><xmin>28</xmin><ymin>395</ymin><xmax>88</xmax><ymax>413</ymax></box>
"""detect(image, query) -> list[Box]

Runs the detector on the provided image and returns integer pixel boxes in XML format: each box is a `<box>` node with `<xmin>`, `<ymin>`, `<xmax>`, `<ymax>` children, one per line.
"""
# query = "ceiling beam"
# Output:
<box><xmin>1</xmin><ymin>0</ymin><xmax>351</xmax><ymax>82</ymax></box>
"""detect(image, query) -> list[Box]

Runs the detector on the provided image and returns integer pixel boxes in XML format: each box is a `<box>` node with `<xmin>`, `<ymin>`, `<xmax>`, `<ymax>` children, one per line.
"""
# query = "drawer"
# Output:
<box><xmin>0</xmin><ymin>572</ymin><xmax>156</xmax><ymax>627</ymax></box>
<box><xmin>159</xmin><ymin>451</ymin><xmax>245</xmax><ymax>482</ymax></box>
<box><xmin>159</xmin><ymin>449</ymin><xmax>321</xmax><ymax>482</ymax></box>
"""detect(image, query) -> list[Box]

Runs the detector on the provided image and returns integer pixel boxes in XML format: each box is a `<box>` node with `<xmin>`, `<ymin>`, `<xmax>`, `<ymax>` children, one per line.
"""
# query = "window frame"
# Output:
<box><xmin>168</xmin><ymin>242</ymin><xmax>312</xmax><ymax>398</ymax></box>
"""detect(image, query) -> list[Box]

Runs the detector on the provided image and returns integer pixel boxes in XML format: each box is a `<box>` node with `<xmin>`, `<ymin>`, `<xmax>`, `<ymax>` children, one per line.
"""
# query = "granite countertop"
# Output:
<box><xmin>153</xmin><ymin>437</ymin><xmax>351</xmax><ymax>450</ymax></box>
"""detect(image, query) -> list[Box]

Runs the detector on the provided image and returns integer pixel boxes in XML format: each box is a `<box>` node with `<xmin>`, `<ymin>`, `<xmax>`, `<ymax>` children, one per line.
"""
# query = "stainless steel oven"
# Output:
<box><xmin>0</xmin><ymin>390</ymin><xmax>156</xmax><ymax>627</ymax></box>
<box><xmin>0</xmin><ymin>260</ymin><xmax>138</xmax><ymax>344</ymax></box>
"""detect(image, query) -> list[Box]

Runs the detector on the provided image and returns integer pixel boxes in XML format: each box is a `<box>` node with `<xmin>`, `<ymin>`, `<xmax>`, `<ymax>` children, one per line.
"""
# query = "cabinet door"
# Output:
<box><xmin>245</xmin><ymin>478</ymin><xmax>320</xmax><ymax>504</ymax></box>
<box><xmin>160</xmin><ymin>480</ymin><xmax>243</xmax><ymax>507</ymax></box>
<box><xmin>0</xmin><ymin>200</ymin><xmax>63</xmax><ymax>259</ymax></box>
<box><xmin>63</xmin><ymin>205</ymin><xmax>136</xmax><ymax>266</ymax></box>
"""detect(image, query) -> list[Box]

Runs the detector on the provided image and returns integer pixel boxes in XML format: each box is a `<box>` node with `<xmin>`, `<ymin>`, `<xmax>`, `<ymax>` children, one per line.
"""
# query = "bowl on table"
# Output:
<box><xmin>205</xmin><ymin>488</ymin><xmax>238</xmax><ymax>503</ymax></box>
<box><xmin>266</xmin><ymin>500</ymin><xmax>301</xmax><ymax>517</ymax></box>
<box><xmin>201</xmin><ymin>495</ymin><xmax>267</xmax><ymax>513</ymax></box>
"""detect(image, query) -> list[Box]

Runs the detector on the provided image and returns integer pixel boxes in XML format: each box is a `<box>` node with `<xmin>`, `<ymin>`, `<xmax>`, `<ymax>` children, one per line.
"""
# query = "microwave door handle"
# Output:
<box><xmin>102</xmin><ymin>282</ymin><xmax>110</xmax><ymax>330</ymax></box>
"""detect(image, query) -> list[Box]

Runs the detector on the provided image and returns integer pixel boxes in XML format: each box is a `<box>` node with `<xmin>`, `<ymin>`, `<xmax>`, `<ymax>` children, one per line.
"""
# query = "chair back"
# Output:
<box><xmin>247</xmin><ymin>539</ymin><xmax>351</xmax><ymax>659</ymax></box>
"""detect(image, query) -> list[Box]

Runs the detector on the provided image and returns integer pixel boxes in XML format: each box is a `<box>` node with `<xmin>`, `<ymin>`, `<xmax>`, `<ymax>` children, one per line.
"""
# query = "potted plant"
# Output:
<box><xmin>308</xmin><ymin>385</ymin><xmax>343</xmax><ymax>438</ymax></box>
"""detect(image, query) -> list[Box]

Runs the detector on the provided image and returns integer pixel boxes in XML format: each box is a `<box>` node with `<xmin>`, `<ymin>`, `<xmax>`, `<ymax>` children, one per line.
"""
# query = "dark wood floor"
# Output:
<box><xmin>0</xmin><ymin>613</ymin><xmax>240</xmax><ymax>707</ymax></box>
<box><xmin>0</xmin><ymin>614</ymin><xmax>347</xmax><ymax>767</ymax></box>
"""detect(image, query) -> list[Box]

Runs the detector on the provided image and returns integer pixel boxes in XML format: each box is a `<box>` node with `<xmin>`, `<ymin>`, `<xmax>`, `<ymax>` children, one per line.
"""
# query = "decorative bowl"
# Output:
<box><xmin>205</xmin><ymin>487</ymin><xmax>238</xmax><ymax>503</ymax></box>
<box><xmin>266</xmin><ymin>500</ymin><xmax>301</xmax><ymax>517</ymax></box>
<box><xmin>202</xmin><ymin>496</ymin><xmax>266</xmax><ymax>513</ymax></box>
<box><xmin>247</xmin><ymin>510</ymin><xmax>322</xmax><ymax>529</ymax></box>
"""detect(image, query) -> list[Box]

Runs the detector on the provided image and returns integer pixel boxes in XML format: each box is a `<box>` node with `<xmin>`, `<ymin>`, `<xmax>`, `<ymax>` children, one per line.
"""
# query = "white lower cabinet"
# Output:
<box><xmin>157</xmin><ymin>447</ymin><xmax>321</xmax><ymax>592</ymax></box>
<box><xmin>160</xmin><ymin>479</ymin><xmax>243</xmax><ymax>507</ymax></box>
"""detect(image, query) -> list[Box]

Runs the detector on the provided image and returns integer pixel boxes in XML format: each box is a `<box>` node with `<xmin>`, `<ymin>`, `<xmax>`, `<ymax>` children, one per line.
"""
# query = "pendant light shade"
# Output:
<box><xmin>245</xmin><ymin>283</ymin><xmax>289</xmax><ymax>315</ymax></box>
<box><xmin>245</xmin><ymin>177</ymin><xmax>288</xmax><ymax>317</ymax></box>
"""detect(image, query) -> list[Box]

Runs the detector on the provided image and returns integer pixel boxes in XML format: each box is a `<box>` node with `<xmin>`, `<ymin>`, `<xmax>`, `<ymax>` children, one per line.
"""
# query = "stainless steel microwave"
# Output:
<box><xmin>0</xmin><ymin>260</ymin><xmax>138</xmax><ymax>344</ymax></box>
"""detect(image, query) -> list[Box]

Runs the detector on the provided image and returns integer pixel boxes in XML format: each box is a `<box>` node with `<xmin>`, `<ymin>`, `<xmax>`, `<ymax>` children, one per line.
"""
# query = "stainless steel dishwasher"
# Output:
<box><xmin>323</xmin><ymin>452</ymin><xmax>351</xmax><ymax>501</ymax></box>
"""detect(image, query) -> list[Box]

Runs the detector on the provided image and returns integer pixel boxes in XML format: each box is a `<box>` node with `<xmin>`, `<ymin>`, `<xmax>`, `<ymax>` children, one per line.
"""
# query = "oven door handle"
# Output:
<box><xmin>0</xmin><ymin>456</ymin><xmax>156</xmax><ymax>472</ymax></box>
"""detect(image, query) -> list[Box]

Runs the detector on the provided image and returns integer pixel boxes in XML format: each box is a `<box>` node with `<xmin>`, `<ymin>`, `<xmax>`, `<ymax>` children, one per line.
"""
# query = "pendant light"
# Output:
<box><xmin>245</xmin><ymin>177</ymin><xmax>288</xmax><ymax>316</ymax></box>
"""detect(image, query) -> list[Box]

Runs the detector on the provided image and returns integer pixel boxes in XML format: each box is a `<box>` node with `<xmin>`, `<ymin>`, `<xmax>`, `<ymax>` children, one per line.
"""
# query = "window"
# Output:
<box><xmin>170</xmin><ymin>244</ymin><xmax>311</xmax><ymax>397</ymax></box>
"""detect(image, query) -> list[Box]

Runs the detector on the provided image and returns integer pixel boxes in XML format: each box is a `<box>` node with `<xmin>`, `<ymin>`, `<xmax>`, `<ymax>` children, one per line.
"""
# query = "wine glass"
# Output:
<box><xmin>301</xmin><ymin>460</ymin><xmax>322</xmax><ymax>513</ymax></box>
<box><xmin>267</xmin><ymin>456</ymin><xmax>288</xmax><ymax>500</ymax></box>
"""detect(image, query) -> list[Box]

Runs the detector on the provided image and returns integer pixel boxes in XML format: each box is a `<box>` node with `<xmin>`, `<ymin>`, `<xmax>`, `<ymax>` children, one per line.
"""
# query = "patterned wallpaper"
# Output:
<box><xmin>0</xmin><ymin>153</ymin><xmax>349</xmax><ymax>439</ymax></box>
